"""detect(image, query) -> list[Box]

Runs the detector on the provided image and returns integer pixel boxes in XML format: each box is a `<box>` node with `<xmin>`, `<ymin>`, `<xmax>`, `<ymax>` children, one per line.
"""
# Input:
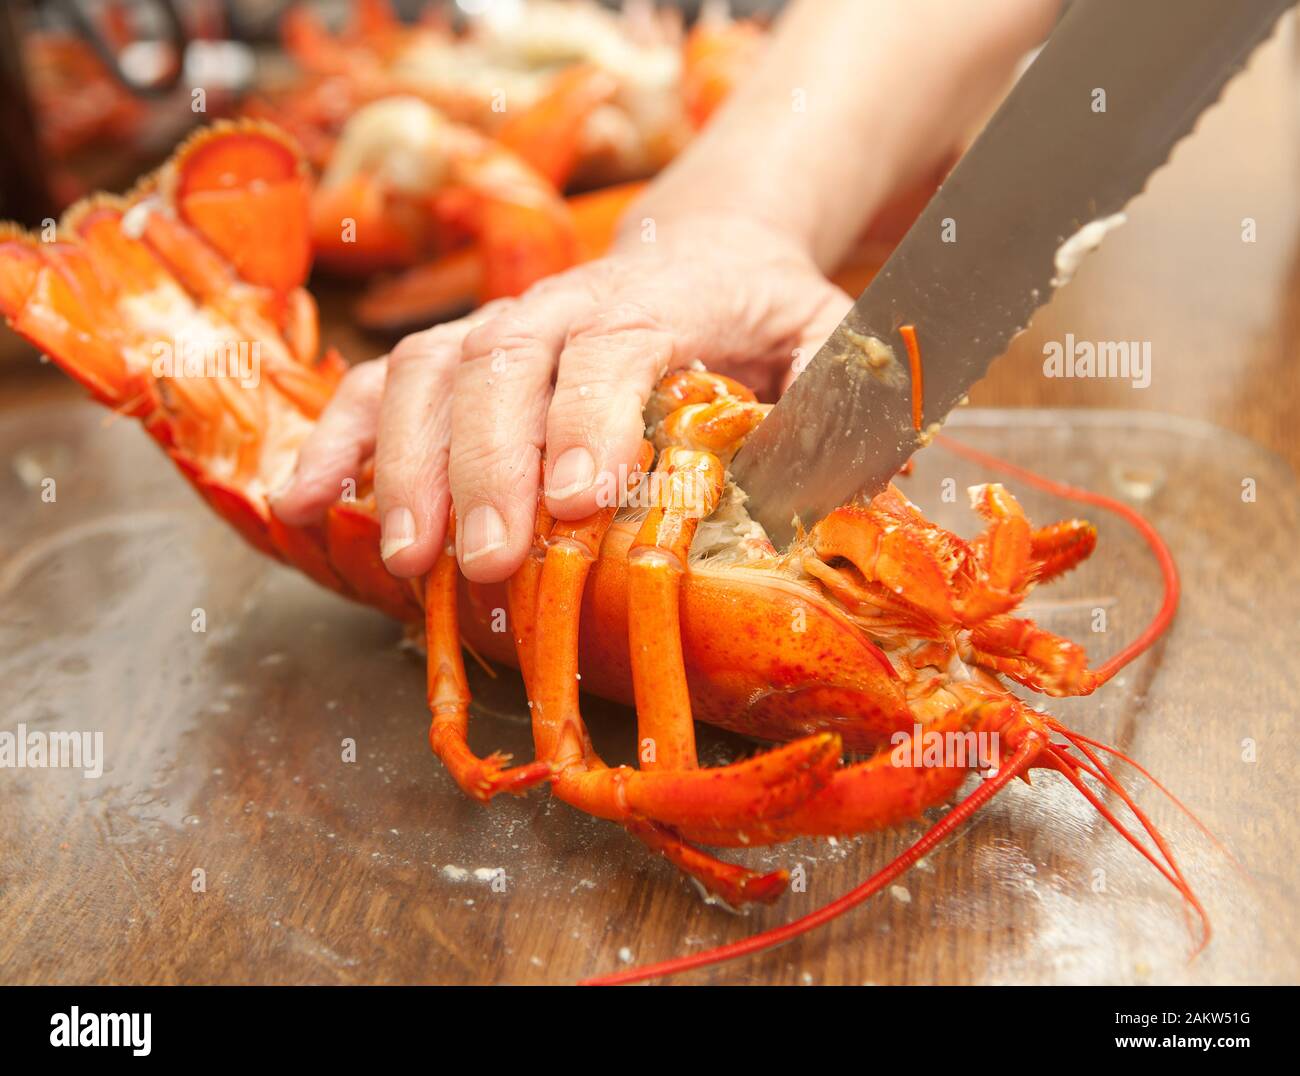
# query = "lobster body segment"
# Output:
<box><xmin>460</xmin><ymin>533</ymin><xmax>911</xmax><ymax>753</ymax></box>
<box><xmin>0</xmin><ymin>123</ymin><xmax>1204</xmax><ymax>977</ymax></box>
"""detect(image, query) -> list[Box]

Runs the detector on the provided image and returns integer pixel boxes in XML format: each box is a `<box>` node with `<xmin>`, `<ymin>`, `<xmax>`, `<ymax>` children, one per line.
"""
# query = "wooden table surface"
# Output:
<box><xmin>1</xmin><ymin>28</ymin><xmax>1298</xmax><ymax>986</ymax></box>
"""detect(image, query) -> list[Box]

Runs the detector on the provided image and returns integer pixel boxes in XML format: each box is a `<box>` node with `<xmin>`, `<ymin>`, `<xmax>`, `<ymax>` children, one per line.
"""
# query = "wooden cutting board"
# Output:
<box><xmin>1</xmin><ymin>25</ymin><xmax>1298</xmax><ymax>987</ymax></box>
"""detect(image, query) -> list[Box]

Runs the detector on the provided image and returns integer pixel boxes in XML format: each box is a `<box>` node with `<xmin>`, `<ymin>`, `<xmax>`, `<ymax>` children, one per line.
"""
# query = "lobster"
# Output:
<box><xmin>306</xmin><ymin>93</ymin><xmax>586</xmax><ymax>288</ymax></box>
<box><xmin>252</xmin><ymin>0</ymin><xmax>739</xmax><ymax>188</ymax></box>
<box><xmin>0</xmin><ymin>122</ymin><xmax>1208</xmax><ymax>985</ymax></box>
<box><xmin>254</xmin><ymin>0</ymin><xmax>916</xmax><ymax>334</ymax></box>
<box><xmin>247</xmin><ymin>0</ymin><xmax>768</xmax><ymax>330</ymax></box>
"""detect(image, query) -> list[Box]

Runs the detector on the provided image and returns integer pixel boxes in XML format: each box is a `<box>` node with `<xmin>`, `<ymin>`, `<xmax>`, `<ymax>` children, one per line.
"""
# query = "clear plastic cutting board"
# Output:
<box><xmin>0</xmin><ymin>400</ymin><xmax>1296</xmax><ymax>985</ymax></box>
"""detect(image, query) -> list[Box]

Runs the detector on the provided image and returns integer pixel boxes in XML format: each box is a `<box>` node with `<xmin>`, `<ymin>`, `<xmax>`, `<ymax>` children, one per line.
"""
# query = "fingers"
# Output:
<box><xmin>273</xmin><ymin>266</ymin><xmax>848</xmax><ymax>594</ymax></box>
<box><xmin>271</xmin><ymin>358</ymin><xmax>386</xmax><ymax>526</ymax></box>
<box><xmin>543</xmin><ymin>298</ymin><xmax>678</xmax><ymax>520</ymax></box>
<box><xmin>372</xmin><ymin>321</ymin><xmax>474</xmax><ymax>577</ymax></box>
<box><xmin>449</xmin><ymin>288</ymin><xmax>594</xmax><ymax>582</ymax></box>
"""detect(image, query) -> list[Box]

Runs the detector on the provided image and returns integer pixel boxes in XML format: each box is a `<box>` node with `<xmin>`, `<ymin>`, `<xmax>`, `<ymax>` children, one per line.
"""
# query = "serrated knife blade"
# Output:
<box><xmin>731</xmin><ymin>0</ymin><xmax>1294</xmax><ymax>547</ymax></box>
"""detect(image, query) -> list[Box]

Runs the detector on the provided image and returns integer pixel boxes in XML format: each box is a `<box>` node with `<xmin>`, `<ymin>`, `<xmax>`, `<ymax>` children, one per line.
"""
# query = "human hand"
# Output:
<box><xmin>270</xmin><ymin>212</ymin><xmax>850</xmax><ymax>583</ymax></box>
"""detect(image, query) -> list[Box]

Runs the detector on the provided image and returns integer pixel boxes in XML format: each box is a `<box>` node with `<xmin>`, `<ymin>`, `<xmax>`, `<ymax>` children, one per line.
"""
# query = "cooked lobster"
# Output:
<box><xmin>247</xmin><ymin>0</ymin><xmax>919</xmax><ymax>334</ymax></box>
<box><xmin>0</xmin><ymin>122</ymin><xmax>1206</xmax><ymax>984</ymax></box>
<box><xmin>251</xmin><ymin>0</ymin><xmax>742</xmax><ymax>186</ymax></box>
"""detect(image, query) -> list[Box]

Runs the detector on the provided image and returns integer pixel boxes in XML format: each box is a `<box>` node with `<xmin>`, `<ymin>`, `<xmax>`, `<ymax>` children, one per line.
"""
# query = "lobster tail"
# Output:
<box><xmin>0</xmin><ymin>121</ymin><xmax>325</xmax><ymax>416</ymax></box>
<box><xmin>0</xmin><ymin>122</ymin><xmax>391</xmax><ymax>610</ymax></box>
<box><xmin>170</xmin><ymin>122</ymin><xmax>313</xmax><ymax>294</ymax></box>
<box><xmin>0</xmin><ymin>218</ymin><xmax>141</xmax><ymax>409</ymax></box>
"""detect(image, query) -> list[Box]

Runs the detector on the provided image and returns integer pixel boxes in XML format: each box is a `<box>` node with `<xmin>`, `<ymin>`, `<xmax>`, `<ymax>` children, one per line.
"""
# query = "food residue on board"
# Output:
<box><xmin>441</xmin><ymin>864</ymin><xmax>506</xmax><ymax>884</ymax></box>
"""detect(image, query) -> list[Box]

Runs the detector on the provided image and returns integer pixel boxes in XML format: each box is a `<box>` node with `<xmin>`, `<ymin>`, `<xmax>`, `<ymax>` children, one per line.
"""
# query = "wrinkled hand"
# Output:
<box><xmin>270</xmin><ymin>213</ymin><xmax>851</xmax><ymax>583</ymax></box>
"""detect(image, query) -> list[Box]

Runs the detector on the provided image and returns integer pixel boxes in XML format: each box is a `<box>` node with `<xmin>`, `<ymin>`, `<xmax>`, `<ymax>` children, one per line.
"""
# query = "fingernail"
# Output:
<box><xmin>381</xmin><ymin>506</ymin><xmax>416</xmax><ymax>561</ymax></box>
<box><xmin>460</xmin><ymin>504</ymin><xmax>507</xmax><ymax>563</ymax></box>
<box><xmin>547</xmin><ymin>446</ymin><xmax>596</xmax><ymax>500</ymax></box>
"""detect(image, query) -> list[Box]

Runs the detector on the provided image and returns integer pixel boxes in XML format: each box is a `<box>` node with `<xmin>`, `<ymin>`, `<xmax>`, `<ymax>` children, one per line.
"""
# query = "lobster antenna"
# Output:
<box><xmin>1042</xmin><ymin>741</ymin><xmax>1210</xmax><ymax>953</ymax></box>
<box><xmin>1049</xmin><ymin>735</ymin><xmax>1190</xmax><ymax>887</ymax></box>
<box><xmin>938</xmin><ymin>435</ymin><xmax>1218</xmax><ymax>943</ymax></box>
<box><xmin>579</xmin><ymin>735</ymin><xmax>1041</xmax><ymax>986</ymax></box>
<box><xmin>1052</xmin><ymin>732</ymin><xmax>1205</xmax><ymax>932</ymax></box>
<box><xmin>1049</xmin><ymin>723</ymin><xmax>1241</xmax><ymax>870</ymax></box>
<box><xmin>1049</xmin><ymin>745</ymin><xmax>1183</xmax><ymax>889</ymax></box>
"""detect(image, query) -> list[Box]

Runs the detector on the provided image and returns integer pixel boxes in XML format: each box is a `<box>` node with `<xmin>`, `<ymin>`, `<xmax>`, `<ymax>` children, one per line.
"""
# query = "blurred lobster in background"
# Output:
<box><xmin>237</xmin><ymin>0</ymin><xmax>773</xmax><ymax>330</ymax></box>
<box><xmin>242</xmin><ymin>0</ymin><xmax>915</xmax><ymax>333</ymax></box>
<box><xmin>250</xmin><ymin>0</ymin><xmax>747</xmax><ymax>183</ymax></box>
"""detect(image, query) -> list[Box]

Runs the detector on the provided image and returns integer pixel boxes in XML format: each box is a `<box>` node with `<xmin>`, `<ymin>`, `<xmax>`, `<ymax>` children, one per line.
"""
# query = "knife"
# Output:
<box><xmin>730</xmin><ymin>0</ymin><xmax>1294</xmax><ymax>547</ymax></box>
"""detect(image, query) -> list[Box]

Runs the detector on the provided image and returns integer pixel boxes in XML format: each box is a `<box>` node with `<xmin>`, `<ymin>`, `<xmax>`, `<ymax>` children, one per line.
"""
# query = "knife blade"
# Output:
<box><xmin>731</xmin><ymin>0</ymin><xmax>1294</xmax><ymax>547</ymax></box>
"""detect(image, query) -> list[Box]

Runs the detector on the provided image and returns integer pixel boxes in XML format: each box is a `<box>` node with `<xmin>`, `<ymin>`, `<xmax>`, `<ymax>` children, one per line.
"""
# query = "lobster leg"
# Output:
<box><xmin>523</xmin><ymin>464</ymin><xmax>840</xmax><ymax>831</ymax></box>
<box><xmin>801</xmin><ymin>557</ymin><xmax>945</xmax><ymax>637</ymax></box>
<box><xmin>1029</xmin><ymin>519</ymin><xmax>1098</xmax><ymax>583</ymax></box>
<box><xmin>626</xmin><ymin>819</ymin><xmax>789</xmax><ymax>905</ymax></box>
<box><xmin>501</xmin><ymin>496</ymin><xmax>786</xmax><ymax>902</ymax></box>
<box><xmin>675</xmin><ymin>694</ymin><xmax>1022</xmax><ymax>845</ymax></box>
<box><xmin>959</xmin><ymin>487</ymin><xmax>1095</xmax><ymax>620</ymax></box>
<box><xmin>956</xmin><ymin>484</ymin><xmax>1035</xmax><ymax>622</ymax></box>
<box><xmin>626</xmin><ymin>447</ymin><xmax>726</xmax><ymax>771</ymax></box>
<box><xmin>967</xmin><ymin>614</ymin><xmax>1099</xmax><ymax>697</ymax></box>
<box><xmin>425</xmin><ymin>543</ymin><xmax>551</xmax><ymax>802</ymax></box>
<box><xmin>506</xmin><ymin>497</ymin><xmax>554</xmax><ymax>700</ymax></box>
<box><xmin>655</xmin><ymin>396</ymin><xmax>769</xmax><ymax>460</ymax></box>
<box><xmin>623</xmin><ymin>445</ymin><xmax>810</xmax><ymax>903</ymax></box>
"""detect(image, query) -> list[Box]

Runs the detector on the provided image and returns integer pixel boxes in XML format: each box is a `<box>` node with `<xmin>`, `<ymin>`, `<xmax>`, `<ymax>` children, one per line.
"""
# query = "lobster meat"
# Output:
<box><xmin>0</xmin><ymin>123</ymin><xmax>1206</xmax><ymax>984</ymax></box>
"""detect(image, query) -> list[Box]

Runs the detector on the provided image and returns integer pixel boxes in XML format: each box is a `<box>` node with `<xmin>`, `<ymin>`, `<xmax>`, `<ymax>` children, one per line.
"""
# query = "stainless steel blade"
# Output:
<box><xmin>731</xmin><ymin>0</ymin><xmax>1293</xmax><ymax>546</ymax></box>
